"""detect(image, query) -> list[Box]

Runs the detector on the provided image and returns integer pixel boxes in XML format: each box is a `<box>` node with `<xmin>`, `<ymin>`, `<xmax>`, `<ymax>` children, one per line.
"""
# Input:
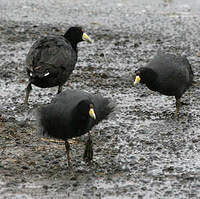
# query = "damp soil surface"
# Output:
<box><xmin>1</xmin><ymin>0</ymin><xmax>200</xmax><ymax>198</ymax></box>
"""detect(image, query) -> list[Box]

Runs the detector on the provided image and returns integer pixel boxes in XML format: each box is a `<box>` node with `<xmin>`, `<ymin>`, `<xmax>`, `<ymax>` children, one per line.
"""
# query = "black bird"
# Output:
<box><xmin>134</xmin><ymin>53</ymin><xmax>193</xmax><ymax>115</ymax></box>
<box><xmin>36</xmin><ymin>89</ymin><xmax>115</xmax><ymax>168</ymax></box>
<box><xmin>25</xmin><ymin>26</ymin><xmax>92</xmax><ymax>104</ymax></box>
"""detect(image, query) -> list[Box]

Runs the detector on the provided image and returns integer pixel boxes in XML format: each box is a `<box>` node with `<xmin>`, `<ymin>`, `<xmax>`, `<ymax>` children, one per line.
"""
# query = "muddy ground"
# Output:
<box><xmin>1</xmin><ymin>0</ymin><xmax>200</xmax><ymax>198</ymax></box>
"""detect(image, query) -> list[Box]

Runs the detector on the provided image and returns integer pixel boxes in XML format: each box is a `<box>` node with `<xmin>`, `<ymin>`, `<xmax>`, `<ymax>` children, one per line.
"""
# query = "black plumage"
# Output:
<box><xmin>25</xmin><ymin>26</ymin><xmax>92</xmax><ymax>104</ymax></box>
<box><xmin>36</xmin><ymin>89</ymin><xmax>115</xmax><ymax>168</ymax></box>
<box><xmin>134</xmin><ymin>53</ymin><xmax>193</xmax><ymax>115</ymax></box>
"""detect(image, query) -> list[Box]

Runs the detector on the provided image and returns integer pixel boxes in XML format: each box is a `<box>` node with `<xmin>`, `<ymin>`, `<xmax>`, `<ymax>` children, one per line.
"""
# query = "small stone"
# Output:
<box><xmin>43</xmin><ymin>185</ymin><xmax>48</xmax><ymax>190</ymax></box>
<box><xmin>21</xmin><ymin>165</ymin><xmax>29</xmax><ymax>170</ymax></box>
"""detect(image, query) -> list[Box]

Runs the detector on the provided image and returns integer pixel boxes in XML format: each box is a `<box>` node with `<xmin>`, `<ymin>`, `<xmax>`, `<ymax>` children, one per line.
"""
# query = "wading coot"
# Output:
<box><xmin>36</xmin><ymin>89</ymin><xmax>115</xmax><ymax>168</ymax></box>
<box><xmin>134</xmin><ymin>53</ymin><xmax>193</xmax><ymax>115</ymax></box>
<box><xmin>25</xmin><ymin>26</ymin><xmax>92</xmax><ymax>104</ymax></box>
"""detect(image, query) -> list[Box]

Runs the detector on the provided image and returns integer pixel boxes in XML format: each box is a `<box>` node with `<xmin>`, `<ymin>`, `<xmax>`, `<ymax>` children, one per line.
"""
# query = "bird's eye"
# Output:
<box><xmin>136</xmin><ymin>71</ymin><xmax>140</xmax><ymax>76</ymax></box>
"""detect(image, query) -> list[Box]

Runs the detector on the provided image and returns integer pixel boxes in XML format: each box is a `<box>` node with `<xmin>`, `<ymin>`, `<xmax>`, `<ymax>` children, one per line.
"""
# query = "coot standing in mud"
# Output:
<box><xmin>36</xmin><ymin>89</ymin><xmax>115</xmax><ymax>169</ymax></box>
<box><xmin>134</xmin><ymin>53</ymin><xmax>193</xmax><ymax>115</ymax></box>
<box><xmin>25</xmin><ymin>26</ymin><xmax>92</xmax><ymax>104</ymax></box>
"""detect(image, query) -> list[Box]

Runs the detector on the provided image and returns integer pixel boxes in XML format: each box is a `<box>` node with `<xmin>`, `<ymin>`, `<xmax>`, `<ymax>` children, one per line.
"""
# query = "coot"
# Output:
<box><xmin>25</xmin><ymin>26</ymin><xmax>92</xmax><ymax>104</ymax></box>
<box><xmin>134</xmin><ymin>53</ymin><xmax>193</xmax><ymax>115</ymax></box>
<box><xmin>37</xmin><ymin>89</ymin><xmax>115</xmax><ymax>168</ymax></box>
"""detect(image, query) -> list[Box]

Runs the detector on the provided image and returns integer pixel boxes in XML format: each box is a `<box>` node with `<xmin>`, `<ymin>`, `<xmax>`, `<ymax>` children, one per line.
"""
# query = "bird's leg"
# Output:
<box><xmin>175</xmin><ymin>97</ymin><xmax>181</xmax><ymax>116</ymax></box>
<box><xmin>57</xmin><ymin>85</ymin><xmax>62</xmax><ymax>94</ymax></box>
<box><xmin>65</xmin><ymin>140</ymin><xmax>76</xmax><ymax>178</ymax></box>
<box><xmin>65</xmin><ymin>140</ymin><xmax>72</xmax><ymax>169</ymax></box>
<box><xmin>25</xmin><ymin>82</ymin><xmax>32</xmax><ymax>105</ymax></box>
<box><xmin>83</xmin><ymin>132</ymin><xmax>93</xmax><ymax>162</ymax></box>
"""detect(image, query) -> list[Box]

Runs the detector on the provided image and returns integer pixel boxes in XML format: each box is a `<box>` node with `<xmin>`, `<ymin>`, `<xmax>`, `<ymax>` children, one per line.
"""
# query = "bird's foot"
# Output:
<box><xmin>175</xmin><ymin>99</ymin><xmax>189</xmax><ymax>117</ymax></box>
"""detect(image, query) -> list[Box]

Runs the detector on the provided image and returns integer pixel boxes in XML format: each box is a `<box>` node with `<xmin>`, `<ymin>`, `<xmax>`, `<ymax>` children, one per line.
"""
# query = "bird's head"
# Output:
<box><xmin>64</xmin><ymin>26</ymin><xmax>93</xmax><ymax>44</ymax></box>
<box><xmin>134</xmin><ymin>67</ymin><xmax>157</xmax><ymax>86</ymax></box>
<box><xmin>77</xmin><ymin>100</ymin><xmax>96</xmax><ymax>121</ymax></box>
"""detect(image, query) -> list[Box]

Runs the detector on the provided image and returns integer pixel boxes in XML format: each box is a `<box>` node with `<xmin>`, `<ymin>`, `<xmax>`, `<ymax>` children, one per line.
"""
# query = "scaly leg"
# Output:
<box><xmin>83</xmin><ymin>132</ymin><xmax>93</xmax><ymax>162</ymax></box>
<box><xmin>65</xmin><ymin>140</ymin><xmax>71</xmax><ymax>168</ymax></box>
<box><xmin>65</xmin><ymin>140</ymin><xmax>76</xmax><ymax>178</ymax></box>
<box><xmin>57</xmin><ymin>85</ymin><xmax>62</xmax><ymax>94</ymax></box>
<box><xmin>25</xmin><ymin>82</ymin><xmax>32</xmax><ymax>105</ymax></box>
<box><xmin>175</xmin><ymin>97</ymin><xmax>181</xmax><ymax>116</ymax></box>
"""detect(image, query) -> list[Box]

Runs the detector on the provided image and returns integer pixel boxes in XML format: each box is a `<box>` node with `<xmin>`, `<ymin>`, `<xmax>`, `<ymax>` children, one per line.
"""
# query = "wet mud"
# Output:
<box><xmin>1</xmin><ymin>0</ymin><xmax>200</xmax><ymax>198</ymax></box>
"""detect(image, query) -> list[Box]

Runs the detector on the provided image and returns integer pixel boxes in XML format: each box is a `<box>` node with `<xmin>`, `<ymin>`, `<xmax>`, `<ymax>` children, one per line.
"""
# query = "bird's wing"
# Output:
<box><xmin>26</xmin><ymin>36</ymin><xmax>76</xmax><ymax>75</ymax></box>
